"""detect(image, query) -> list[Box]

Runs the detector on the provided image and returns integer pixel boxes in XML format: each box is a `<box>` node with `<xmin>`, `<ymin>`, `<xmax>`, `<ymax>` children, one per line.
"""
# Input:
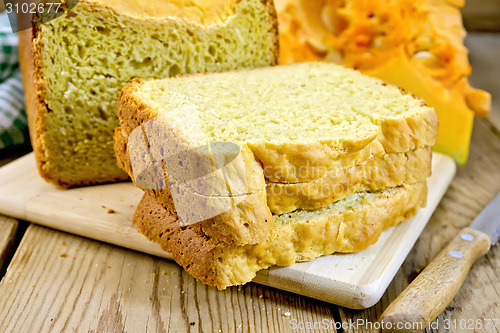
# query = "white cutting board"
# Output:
<box><xmin>0</xmin><ymin>152</ymin><xmax>455</xmax><ymax>309</ymax></box>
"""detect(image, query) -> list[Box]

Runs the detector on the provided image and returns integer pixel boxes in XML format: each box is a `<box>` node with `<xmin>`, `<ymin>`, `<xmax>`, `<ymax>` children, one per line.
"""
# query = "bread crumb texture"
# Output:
<box><xmin>33</xmin><ymin>0</ymin><xmax>278</xmax><ymax>186</ymax></box>
<box><xmin>117</xmin><ymin>62</ymin><xmax>437</xmax><ymax>183</ymax></box>
<box><xmin>135</xmin><ymin>62</ymin><xmax>434</xmax><ymax>146</ymax></box>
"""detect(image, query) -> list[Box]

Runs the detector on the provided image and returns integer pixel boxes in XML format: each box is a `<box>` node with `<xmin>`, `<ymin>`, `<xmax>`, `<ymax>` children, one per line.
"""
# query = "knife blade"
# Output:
<box><xmin>380</xmin><ymin>192</ymin><xmax>500</xmax><ymax>333</ymax></box>
<box><xmin>469</xmin><ymin>192</ymin><xmax>500</xmax><ymax>245</ymax></box>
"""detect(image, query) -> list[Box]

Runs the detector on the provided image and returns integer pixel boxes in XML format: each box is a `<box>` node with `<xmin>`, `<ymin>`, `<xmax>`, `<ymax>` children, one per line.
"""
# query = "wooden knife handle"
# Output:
<box><xmin>380</xmin><ymin>227</ymin><xmax>491</xmax><ymax>333</ymax></box>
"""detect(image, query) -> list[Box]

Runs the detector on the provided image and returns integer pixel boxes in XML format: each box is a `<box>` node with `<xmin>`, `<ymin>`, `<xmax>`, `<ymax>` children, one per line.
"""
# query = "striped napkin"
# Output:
<box><xmin>0</xmin><ymin>12</ymin><xmax>28</xmax><ymax>150</ymax></box>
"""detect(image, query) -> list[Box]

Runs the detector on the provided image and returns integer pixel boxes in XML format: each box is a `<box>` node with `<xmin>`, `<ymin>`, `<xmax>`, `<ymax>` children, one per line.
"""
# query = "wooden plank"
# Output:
<box><xmin>0</xmin><ymin>216</ymin><xmax>18</xmax><ymax>274</ymax></box>
<box><xmin>339</xmin><ymin>116</ymin><xmax>500</xmax><ymax>332</ymax></box>
<box><xmin>462</xmin><ymin>0</ymin><xmax>500</xmax><ymax>32</ymax></box>
<box><xmin>466</xmin><ymin>33</ymin><xmax>500</xmax><ymax>130</ymax></box>
<box><xmin>0</xmin><ymin>224</ymin><xmax>337</xmax><ymax>333</ymax></box>
<box><xmin>0</xmin><ymin>152</ymin><xmax>455</xmax><ymax>308</ymax></box>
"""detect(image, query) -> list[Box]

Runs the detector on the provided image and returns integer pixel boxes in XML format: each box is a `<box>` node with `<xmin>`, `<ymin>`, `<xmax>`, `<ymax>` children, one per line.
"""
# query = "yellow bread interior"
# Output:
<box><xmin>275</xmin><ymin>0</ymin><xmax>491</xmax><ymax>163</ymax></box>
<box><xmin>133</xmin><ymin>62</ymin><xmax>432</xmax><ymax>146</ymax></box>
<box><xmin>120</xmin><ymin>62</ymin><xmax>437</xmax><ymax>183</ymax></box>
<box><xmin>29</xmin><ymin>0</ymin><xmax>278</xmax><ymax>186</ymax></box>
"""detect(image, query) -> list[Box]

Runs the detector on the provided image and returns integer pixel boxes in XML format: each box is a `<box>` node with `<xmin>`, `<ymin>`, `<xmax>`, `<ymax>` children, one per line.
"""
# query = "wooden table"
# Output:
<box><xmin>0</xmin><ymin>34</ymin><xmax>499</xmax><ymax>332</ymax></box>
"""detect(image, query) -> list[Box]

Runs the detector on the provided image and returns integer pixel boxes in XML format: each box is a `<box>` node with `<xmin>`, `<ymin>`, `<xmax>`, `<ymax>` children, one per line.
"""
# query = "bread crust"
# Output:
<box><xmin>18</xmin><ymin>30</ymin><xmax>37</xmax><ymax>148</ymax></box>
<box><xmin>266</xmin><ymin>147</ymin><xmax>432</xmax><ymax>214</ymax></box>
<box><xmin>134</xmin><ymin>181</ymin><xmax>427</xmax><ymax>289</ymax></box>
<box><xmin>114</xmin><ymin>127</ymin><xmax>274</xmax><ymax>246</ymax></box>
<box><xmin>19</xmin><ymin>26</ymin><xmax>53</xmax><ymax>185</ymax></box>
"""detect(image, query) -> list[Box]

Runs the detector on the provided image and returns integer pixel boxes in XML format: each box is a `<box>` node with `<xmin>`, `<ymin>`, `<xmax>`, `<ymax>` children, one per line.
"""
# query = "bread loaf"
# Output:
<box><xmin>19</xmin><ymin>0</ymin><xmax>279</xmax><ymax>187</ymax></box>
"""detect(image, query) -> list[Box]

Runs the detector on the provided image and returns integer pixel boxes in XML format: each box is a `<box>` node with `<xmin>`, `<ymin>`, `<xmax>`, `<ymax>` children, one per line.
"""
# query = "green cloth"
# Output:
<box><xmin>0</xmin><ymin>13</ymin><xmax>28</xmax><ymax>150</ymax></box>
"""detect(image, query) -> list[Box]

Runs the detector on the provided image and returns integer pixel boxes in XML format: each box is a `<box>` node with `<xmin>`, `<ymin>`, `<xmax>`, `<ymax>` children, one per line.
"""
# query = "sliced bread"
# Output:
<box><xmin>116</xmin><ymin>62</ymin><xmax>436</xmax><ymax>246</ymax></box>
<box><xmin>116</xmin><ymin>62</ymin><xmax>438</xmax><ymax>184</ymax></box>
<box><xmin>267</xmin><ymin>147</ymin><xmax>432</xmax><ymax>214</ymax></box>
<box><xmin>19</xmin><ymin>0</ymin><xmax>279</xmax><ymax>187</ymax></box>
<box><xmin>133</xmin><ymin>181</ymin><xmax>427</xmax><ymax>289</ymax></box>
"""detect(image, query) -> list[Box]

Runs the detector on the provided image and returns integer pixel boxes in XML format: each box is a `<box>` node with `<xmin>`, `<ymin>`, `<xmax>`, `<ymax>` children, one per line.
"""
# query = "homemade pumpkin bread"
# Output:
<box><xmin>114</xmin><ymin>124</ymin><xmax>273</xmax><ymax>246</ymax></box>
<box><xmin>116</xmin><ymin>62</ymin><xmax>438</xmax><ymax>184</ymax></box>
<box><xmin>267</xmin><ymin>147</ymin><xmax>432</xmax><ymax>214</ymax></box>
<box><xmin>115</xmin><ymin>62</ymin><xmax>436</xmax><ymax>245</ymax></box>
<box><xmin>19</xmin><ymin>0</ymin><xmax>279</xmax><ymax>187</ymax></box>
<box><xmin>134</xmin><ymin>181</ymin><xmax>428</xmax><ymax>289</ymax></box>
<box><xmin>115</xmin><ymin>131</ymin><xmax>432</xmax><ymax>244</ymax></box>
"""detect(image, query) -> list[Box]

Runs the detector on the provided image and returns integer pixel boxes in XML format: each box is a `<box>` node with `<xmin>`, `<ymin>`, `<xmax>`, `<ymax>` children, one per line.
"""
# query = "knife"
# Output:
<box><xmin>380</xmin><ymin>192</ymin><xmax>500</xmax><ymax>333</ymax></box>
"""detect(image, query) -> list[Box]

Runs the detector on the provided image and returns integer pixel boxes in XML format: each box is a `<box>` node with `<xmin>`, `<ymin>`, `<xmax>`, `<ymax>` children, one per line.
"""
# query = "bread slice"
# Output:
<box><xmin>114</xmin><ymin>125</ymin><xmax>274</xmax><ymax>246</ymax></box>
<box><xmin>117</xmin><ymin>62</ymin><xmax>438</xmax><ymax>184</ymax></box>
<box><xmin>115</xmin><ymin>62</ymin><xmax>435</xmax><ymax>245</ymax></box>
<box><xmin>19</xmin><ymin>0</ymin><xmax>279</xmax><ymax>187</ymax></box>
<box><xmin>114</xmin><ymin>126</ymin><xmax>431</xmax><ymax>244</ymax></box>
<box><xmin>114</xmin><ymin>115</ymin><xmax>381</xmax><ymax>245</ymax></box>
<box><xmin>134</xmin><ymin>181</ymin><xmax>427</xmax><ymax>289</ymax></box>
<box><xmin>267</xmin><ymin>147</ymin><xmax>432</xmax><ymax>214</ymax></box>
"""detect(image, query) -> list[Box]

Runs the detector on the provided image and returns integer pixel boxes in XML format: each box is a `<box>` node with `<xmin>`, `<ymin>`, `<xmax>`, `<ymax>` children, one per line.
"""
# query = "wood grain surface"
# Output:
<box><xmin>0</xmin><ymin>216</ymin><xmax>17</xmax><ymax>273</ymax></box>
<box><xmin>466</xmin><ymin>33</ymin><xmax>500</xmax><ymax>130</ymax></box>
<box><xmin>462</xmin><ymin>0</ymin><xmax>500</xmax><ymax>32</ymax></box>
<box><xmin>0</xmin><ymin>224</ymin><xmax>337</xmax><ymax>333</ymax></box>
<box><xmin>380</xmin><ymin>228</ymin><xmax>491</xmax><ymax>332</ymax></box>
